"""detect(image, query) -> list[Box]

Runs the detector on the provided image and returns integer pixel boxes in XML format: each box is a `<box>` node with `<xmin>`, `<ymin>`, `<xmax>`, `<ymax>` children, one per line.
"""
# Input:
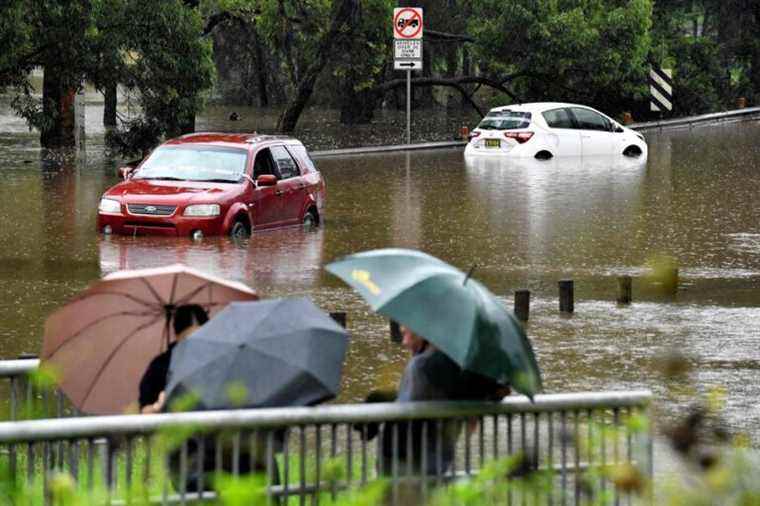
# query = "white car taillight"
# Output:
<box><xmin>505</xmin><ymin>132</ymin><xmax>534</xmax><ymax>144</ymax></box>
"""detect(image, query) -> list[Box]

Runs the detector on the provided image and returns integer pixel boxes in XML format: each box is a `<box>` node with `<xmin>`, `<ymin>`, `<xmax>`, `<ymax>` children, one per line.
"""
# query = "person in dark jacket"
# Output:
<box><xmin>139</xmin><ymin>304</ymin><xmax>208</xmax><ymax>413</ymax></box>
<box><xmin>377</xmin><ymin>326</ymin><xmax>510</xmax><ymax>477</ymax></box>
<box><xmin>138</xmin><ymin>304</ymin><xmax>281</xmax><ymax>497</ymax></box>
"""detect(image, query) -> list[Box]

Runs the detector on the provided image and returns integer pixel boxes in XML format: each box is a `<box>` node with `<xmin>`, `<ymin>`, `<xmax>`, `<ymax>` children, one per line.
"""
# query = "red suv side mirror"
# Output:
<box><xmin>256</xmin><ymin>174</ymin><xmax>277</xmax><ymax>187</ymax></box>
<box><xmin>119</xmin><ymin>166</ymin><xmax>134</xmax><ymax>180</ymax></box>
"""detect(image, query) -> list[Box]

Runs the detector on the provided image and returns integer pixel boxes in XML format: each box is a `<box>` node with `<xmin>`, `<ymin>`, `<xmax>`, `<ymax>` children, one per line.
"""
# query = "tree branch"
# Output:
<box><xmin>378</xmin><ymin>75</ymin><xmax>521</xmax><ymax>103</ymax></box>
<box><xmin>425</xmin><ymin>29</ymin><xmax>475</xmax><ymax>43</ymax></box>
<box><xmin>276</xmin><ymin>0</ymin><xmax>359</xmax><ymax>132</ymax></box>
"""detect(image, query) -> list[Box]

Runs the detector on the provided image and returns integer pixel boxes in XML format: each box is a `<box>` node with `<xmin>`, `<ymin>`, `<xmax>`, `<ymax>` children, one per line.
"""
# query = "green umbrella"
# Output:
<box><xmin>325</xmin><ymin>248</ymin><xmax>542</xmax><ymax>399</ymax></box>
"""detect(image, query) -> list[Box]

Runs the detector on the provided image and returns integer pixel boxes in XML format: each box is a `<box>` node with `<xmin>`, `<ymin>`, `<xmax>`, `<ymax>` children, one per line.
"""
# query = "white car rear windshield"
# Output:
<box><xmin>477</xmin><ymin>110</ymin><xmax>531</xmax><ymax>130</ymax></box>
<box><xmin>134</xmin><ymin>146</ymin><xmax>248</xmax><ymax>183</ymax></box>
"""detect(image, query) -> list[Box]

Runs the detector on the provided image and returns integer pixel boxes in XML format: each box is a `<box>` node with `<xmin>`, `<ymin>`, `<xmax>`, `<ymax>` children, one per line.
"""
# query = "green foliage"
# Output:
<box><xmin>106</xmin><ymin>0</ymin><xmax>216</xmax><ymax>156</ymax></box>
<box><xmin>0</xmin><ymin>0</ymin><xmax>35</xmax><ymax>90</ymax></box>
<box><xmin>469</xmin><ymin>0</ymin><xmax>652</xmax><ymax>115</ymax></box>
<box><xmin>0</xmin><ymin>0</ymin><xmax>215</xmax><ymax>155</ymax></box>
<box><xmin>214</xmin><ymin>472</ymin><xmax>268</xmax><ymax>506</ymax></box>
<box><xmin>669</xmin><ymin>37</ymin><xmax>726</xmax><ymax>115</ymax></box>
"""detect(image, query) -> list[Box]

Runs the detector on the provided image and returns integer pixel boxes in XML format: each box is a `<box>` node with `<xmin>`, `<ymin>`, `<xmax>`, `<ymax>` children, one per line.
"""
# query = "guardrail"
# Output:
<box><xmin>631</xmin><ymin>106</ymin><xmax>760</xmax><ymax>131</ymax></box>
<box><xmin>309</xmin><ymin>106</ymin><xmax>760</xmax><ymax>157</ymax></box>
<box><xmin>0</xmin><ymin>390</ymin><xmax>652</xmax><ymax>505</ymax></box>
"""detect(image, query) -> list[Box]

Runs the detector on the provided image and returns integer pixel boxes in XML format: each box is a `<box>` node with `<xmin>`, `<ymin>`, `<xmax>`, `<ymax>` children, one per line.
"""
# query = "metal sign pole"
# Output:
<box><xmin>393</xmin><ymin>7</ymin><xmax>422</xmax><ymax>145</ymax></box>
<box><xmin>406</xmin><ymin>69</ymin><xmax>411</xmax><ymax>144</ymax></box>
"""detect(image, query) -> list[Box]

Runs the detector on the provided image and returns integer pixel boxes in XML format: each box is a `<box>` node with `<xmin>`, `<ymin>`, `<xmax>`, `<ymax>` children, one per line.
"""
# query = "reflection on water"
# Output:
<box><xmin>462</xmin><ymin>154</ymin><xmax>647</xmax><ymax>282</ymax></box>
<box><xmin>3</xmin><ymin>112</ymin><xmax>760</xmax><ymax>444</ymax></box>
<box><xmin>98</xmin><ymin>228</ymin><xmax>325</xmax><ymax>292</ymax></box>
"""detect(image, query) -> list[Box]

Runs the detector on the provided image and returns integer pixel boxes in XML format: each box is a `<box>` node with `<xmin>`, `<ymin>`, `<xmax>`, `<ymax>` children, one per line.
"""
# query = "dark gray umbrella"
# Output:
<box><xmin>165</xmin><ymin>297</ymin><xmax>349</xmax><ymax>410</ymax></box>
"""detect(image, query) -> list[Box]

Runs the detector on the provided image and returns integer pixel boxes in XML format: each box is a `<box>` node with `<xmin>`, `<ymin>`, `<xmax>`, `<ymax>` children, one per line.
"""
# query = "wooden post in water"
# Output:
<box><xmin>514</xmin><ymin>290</ymin><xmax>530</xmax><ymax>321</ymax></box>
<box><xmin>617</xmin><ymin>276</ymin><xmax>632</xmax><ymax>304</ymax></box>
<box><xmin>390</xmin><ymin>320</ymin><xmax>402</xmax><ymax>343</ymax></box>
<box><xmin>329</xmin><ymin>312</ymin><xmax>347</xmax><ymax>328</ymax></box>
<box><xmin>559</xmin><ymin>280</ymin><xmax>574</xmax><ymax>313</ymax></box>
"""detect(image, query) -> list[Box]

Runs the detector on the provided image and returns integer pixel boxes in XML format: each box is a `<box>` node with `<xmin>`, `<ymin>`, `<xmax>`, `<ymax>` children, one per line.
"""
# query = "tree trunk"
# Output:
<box><xmin>277</xmin><ymin>0</ymin><xmax>359</xmax><ymax>132</ymax></box>
<box><xmin>252</xmin><ymin>24</ymin><xmax>269</xmax><ymax>107</ymax></box>
<box><xmin>461</xmin><ymin>46</ymin><xmax>471</xmax><ymax>108</ymax></box>
<box><xmin>339</xmin><ymin>87</ymin><xmax>381</xmax><ymax>124</ymax></box>
<box><xmin>40</xmin><ymin>68</ymin><xmax>77</xmax><ymax>149</ymax></box>
<box><xmin>179</xmin><ymin>114</ymin><xmax>195</xmax><ymax>135</ymax></box>
<box><xmin>103</xmin><ymin>82</ymin><xmax>117</xmax><ymax>127</ymax></box>
<box><xmin>749</xmin><ymin>0</ymin><xmax>760</xmax><ymax>103</ymax></box>
<box><xmin>418</xmin><ymin>42</ymin><xmax>435</xmax><ymax>107</ymax></box>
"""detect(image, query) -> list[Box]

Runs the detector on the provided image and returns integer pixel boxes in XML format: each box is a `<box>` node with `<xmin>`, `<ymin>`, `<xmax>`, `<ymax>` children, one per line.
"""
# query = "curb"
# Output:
<box><xmin>311</xmin><ymin>140</ymin><xmax>466</xmax><ymax>158</ymax></box>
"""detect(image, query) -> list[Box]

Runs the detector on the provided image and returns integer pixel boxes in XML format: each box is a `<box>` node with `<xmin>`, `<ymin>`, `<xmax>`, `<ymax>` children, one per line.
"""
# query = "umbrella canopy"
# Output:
<box><xmin>165</xmin><ymin>297</ymin><xmax>349</xmax><ymax>410</ymax></box>
<box><xmin>325</xmin><ymin>249</ymin><xmax>542</xmax><ymax>398</ymax></box>
<box><xmin>41</xmin><ymin>264</ymin><xmax>257</xmax><ymax>415</ymax></box>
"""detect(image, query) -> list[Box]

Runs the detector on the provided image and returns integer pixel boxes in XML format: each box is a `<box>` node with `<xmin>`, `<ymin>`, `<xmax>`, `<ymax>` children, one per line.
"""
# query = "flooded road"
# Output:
<box><xmin>2</xmin><ymin>103</ymin><xmax>760</xmax><ymax>444</ymax></box>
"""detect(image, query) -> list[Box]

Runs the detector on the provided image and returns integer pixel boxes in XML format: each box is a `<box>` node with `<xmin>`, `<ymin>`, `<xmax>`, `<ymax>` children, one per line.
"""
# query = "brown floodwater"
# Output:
<box><xmin>2</xmin><ymin>100</ymin><xmax>760</xmax><ymax>445</ymax></box>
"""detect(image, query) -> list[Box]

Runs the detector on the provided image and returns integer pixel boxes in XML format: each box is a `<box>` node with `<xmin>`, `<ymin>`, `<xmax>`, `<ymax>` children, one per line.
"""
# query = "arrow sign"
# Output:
<box><xmin>394</xmin><ymin>60</ymin><xmax>422</xmax><ymax>70</ymax></box>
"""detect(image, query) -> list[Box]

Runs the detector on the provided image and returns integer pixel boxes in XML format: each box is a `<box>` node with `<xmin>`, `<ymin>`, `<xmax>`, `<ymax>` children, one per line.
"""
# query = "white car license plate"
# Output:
<box><xmin>485</xmin><ymin>139</ymin><xmax>500</xmax><ymax>148</ymax></box>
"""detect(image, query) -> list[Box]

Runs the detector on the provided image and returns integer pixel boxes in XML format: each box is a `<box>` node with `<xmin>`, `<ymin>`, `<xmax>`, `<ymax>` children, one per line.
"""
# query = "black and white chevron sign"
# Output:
<box><xmin>649</xmin><ymin>66</ymin><xmax>673</xmax><ymax>112</ymax></box>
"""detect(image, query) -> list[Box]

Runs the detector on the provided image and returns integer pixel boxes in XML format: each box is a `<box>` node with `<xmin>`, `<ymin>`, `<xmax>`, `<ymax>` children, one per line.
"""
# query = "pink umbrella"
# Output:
<box><xmin>41</xmin><ymin>264</ymin><xmax>258</xmax><ymax>415</ymax></box>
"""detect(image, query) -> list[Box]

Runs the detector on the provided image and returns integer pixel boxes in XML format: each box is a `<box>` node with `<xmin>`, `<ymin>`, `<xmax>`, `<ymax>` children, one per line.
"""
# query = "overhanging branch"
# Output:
<box><xmin>379</xmin><ymin>75</ymin><xmax>521</xmax><ymax>103</ymax></box>
<box><xmin>425</xmin><ymin>30</ymin><xmax>475</xmax><ymax>43</ymax></box>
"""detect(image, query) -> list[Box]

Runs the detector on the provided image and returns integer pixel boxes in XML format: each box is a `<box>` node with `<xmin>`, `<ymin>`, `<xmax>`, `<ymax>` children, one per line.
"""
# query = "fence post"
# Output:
<box><xmin>329</xmin><ymin>312</ymin><xmax>347</xmax><ymax>328</ymax></box>
<box><xmin>514</xmin><ymin>290</ymin><xmax>530</xmax><ymax>321</ymax></box>
<box><xmin>617</xmin><ymin>276</ymin><xmax>632</xmax><ymax>304</ymax></box>
<box><xmin>559</xmin><ymin>280</ymin><xmax>574</xmax><ymax>313</ymax></box>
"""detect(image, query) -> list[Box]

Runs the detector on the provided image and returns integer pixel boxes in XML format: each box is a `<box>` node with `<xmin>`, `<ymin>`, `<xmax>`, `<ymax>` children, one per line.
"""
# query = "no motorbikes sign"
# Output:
<box><xmin>393</xmin><ymin>8</ymin><xmax>423</xmax><ymax>40</ymax></box>
<box><xmin>393</xmin><ymin>7</ymin><xmax>423</xmax><ymax>70</ymax></box>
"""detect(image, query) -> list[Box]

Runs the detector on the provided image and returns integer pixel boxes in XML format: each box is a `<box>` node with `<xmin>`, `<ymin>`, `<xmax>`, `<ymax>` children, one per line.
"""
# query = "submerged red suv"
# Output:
<box><xmin>97</xmin><ymin>133</ymin><xmax>326</xmax><ymax>239</ymax></box>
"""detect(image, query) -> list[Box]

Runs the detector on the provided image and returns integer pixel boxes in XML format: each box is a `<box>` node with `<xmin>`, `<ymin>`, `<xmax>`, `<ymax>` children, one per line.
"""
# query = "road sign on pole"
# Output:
<box><xmin>393</xmin><ymin>7</ymin><xmax>423</xmax><ymax>144</ymax></box>
<box><xmin>649</xmin><ymin>66</ymin><xmax>673</xmax><ymax>112</ymax></box>
<box><xmin>393</xmin><ymin>8</ymin><xmax>423</xmax><ymax>39</ymax></box>
<box><xmin>394</xmin><ymin>39</ymin><xmax>422</xmax><ymax>59</ymax></box>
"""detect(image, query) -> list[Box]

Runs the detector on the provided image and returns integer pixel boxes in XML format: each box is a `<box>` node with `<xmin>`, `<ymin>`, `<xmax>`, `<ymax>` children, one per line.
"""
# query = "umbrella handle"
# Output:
<box><xmin>163</xmin><ymin>305</ymin><xmax>176</xmax><ymax>349</ymax></box>
<box><xmin>463</xmin><ymin>264</ymin><xmax>477</xmax><ymax>286</ymax></box>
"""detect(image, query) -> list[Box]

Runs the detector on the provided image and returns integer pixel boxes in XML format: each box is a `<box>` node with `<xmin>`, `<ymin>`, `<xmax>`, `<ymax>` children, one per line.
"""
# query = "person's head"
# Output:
<box><xmin>401</xmin><ymin>325</ymin><xmax>429</xmax><ymax>355</ymax></box>
<box><xmin>173</xmin><ymin>304</ymin><xmax>209</xmax><ymax>340</ymax></box>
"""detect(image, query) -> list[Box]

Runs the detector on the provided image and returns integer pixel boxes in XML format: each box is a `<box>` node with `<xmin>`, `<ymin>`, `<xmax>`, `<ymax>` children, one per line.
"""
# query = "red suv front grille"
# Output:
<box><xmin>127</xmin><ymin>204</ymin><xmax>177</xmax><ymax>216</ymax></box>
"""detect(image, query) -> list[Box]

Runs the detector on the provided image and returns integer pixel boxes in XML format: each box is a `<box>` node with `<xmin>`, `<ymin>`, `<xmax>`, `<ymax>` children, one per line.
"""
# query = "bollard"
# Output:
<box><xmin>459</xmin><ymin>125</ymin><xmax>469</xmax><ymax>140</ymax></box>
<box><xmin>663</xmin><ymin>266</ymin><xmax>679</xmax><ymax>295</ymax></box>
<box><xmin>617</xmin><ymin>276</ymin><xmax>632</xmax><ymax>304</ymax></box>
<box><xmin>737</xmin><ymin>97</ymin><xmax>747</xmax><ymax>109</ymax></box>
<box><xmin>622</xmin><ymin>112</ymin><xmax>634</xmax><ymax>125</ymax></box>
<box><xmin>329</xmin><ymin>312</ymin><xmax>347</xmax><ymax>328</ymax></box>
<box><xmin>559</xmin><ymin>280</ymin><xmax>574</xmax><ymax>313</ymax></box>
<box><xmin>390</xmin><ymin>320</ymin><xmax>402</xmax><ymax>343</ymax></box>
<box><xmin>514</xmin><ymin>289</ymin><xmax>530</xmax><ymax>321</ymax></box>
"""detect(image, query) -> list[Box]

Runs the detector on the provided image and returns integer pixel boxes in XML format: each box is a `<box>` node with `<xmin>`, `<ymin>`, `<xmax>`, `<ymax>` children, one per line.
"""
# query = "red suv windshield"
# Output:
<box><xmin>134</xmin><ymin>146</ymin><xmax>248</xmax><ymax>182</ymax></box>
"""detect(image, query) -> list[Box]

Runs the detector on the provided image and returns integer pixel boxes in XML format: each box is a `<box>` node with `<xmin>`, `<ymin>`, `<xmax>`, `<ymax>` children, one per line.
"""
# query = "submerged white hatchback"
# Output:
<box><xmin>464</xmin><ymin>102</ymin><xmax>647</xmax><ymax>160</ymax></box>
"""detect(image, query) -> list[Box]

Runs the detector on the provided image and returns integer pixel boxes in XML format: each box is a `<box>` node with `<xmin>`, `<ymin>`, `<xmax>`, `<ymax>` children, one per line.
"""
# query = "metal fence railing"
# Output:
<box><xmin>0</xmin><ymin>390</ymin><xmax>653</xmax><ymax>505</ymax></box>
<box><xmin>0</xmin><ymin>359</ymin><xmax>80</xmax><ymax>420</ymax></box>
